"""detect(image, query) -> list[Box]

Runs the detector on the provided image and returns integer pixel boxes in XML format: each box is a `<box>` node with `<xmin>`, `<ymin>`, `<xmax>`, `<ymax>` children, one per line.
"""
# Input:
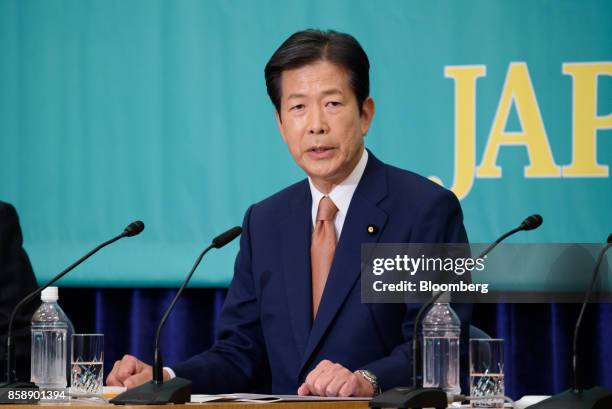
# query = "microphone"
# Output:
<box><xmin>477</xmin><ymin>214</ymin><xmax>542</xmax><ymax>259</ymax></box>
<box><xmin>111</xmin><ymin>226</ymin><xmax>242</xmax><ymax>405</ymax></box>
<box><xmin>1</xmin><ymin>221</ymin><xmax>145</xmax><ymax>394</ymax></box>
<box><xmin>520</xmin><ymin>214</ymin><xmax>543</xmax><ymax>231</ymax></box>
<box><xmin>370</xmin><ymin>214</ymin><xmax>543</xmax><ymax>409</ymax></box>
<box><xmin>124</xmin><ymin>220</ymin><xmax>145</xmax><ymax>237</ymax></box>
<box><xmin>212</xmin><ymin>226</ymin><xmax>242</xmax><ymax>248</ymax></box>
<box><xmin>528</xmin><ymin>234</ymin><xmax>612</xmax><ymax>409</ymax></box>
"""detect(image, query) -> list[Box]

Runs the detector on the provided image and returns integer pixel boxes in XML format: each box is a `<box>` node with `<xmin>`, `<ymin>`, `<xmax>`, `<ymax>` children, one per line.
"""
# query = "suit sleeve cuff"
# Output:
<box><xmin>360</xmin><ymin>356</ymin><xmax>412</xmax><ymax>392</ymax></box>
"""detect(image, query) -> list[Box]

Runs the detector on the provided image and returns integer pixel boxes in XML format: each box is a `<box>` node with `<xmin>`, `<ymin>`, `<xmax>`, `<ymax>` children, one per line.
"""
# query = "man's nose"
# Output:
<box><xmin>308</xmin><ymin>108</ymin><xmax>329</xmax><ymax>135</ymax></box>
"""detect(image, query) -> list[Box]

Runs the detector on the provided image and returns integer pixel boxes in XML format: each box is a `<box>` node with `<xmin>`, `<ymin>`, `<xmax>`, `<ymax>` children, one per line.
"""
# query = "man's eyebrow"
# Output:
<box><xmin>286</xmin><ymin>93</ymin><xmax>306</xmax><ymax>100</ymax></box>
<box><xmin>321</xmin><ymin>89</ymin><xmax>343</xmax><ymax>97</ymax></box>
<box><xmin>286</xmin><ymin>89</ymin><xmax>344</xmax><ymax>100</ymax></box>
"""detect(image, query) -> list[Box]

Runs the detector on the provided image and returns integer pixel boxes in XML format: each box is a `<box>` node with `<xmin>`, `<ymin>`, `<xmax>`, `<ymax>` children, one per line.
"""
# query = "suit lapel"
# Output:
<box><xmin>299</xmin><ymin>152</ymin><xmax>389</xmax><ymax>374</ymax></box>
<box><xmin>280</xmin><ymin>181</ymin><xmax>313</xmax><ymax>356</ymax></box>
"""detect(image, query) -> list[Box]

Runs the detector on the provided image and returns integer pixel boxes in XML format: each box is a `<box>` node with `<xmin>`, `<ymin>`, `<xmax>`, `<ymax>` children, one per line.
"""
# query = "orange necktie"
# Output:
<box><xmin>311</xmin><ymin>196</ymin><xmax>338</xmax><ymax>319</ymax></box>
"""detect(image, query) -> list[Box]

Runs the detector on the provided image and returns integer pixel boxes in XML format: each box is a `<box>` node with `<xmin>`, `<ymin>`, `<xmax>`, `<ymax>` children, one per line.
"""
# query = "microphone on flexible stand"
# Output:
<box><xmin>111</xmin><ymin>226</ymin><xmax>242</xmax><ymax>405</ymax></box>
<box><xmin>527</xmin><ymin>234</ymin><xmax>612</xmax><ymax>409</ymax></box>
<box><xmin>0</xmin><ymin>221</ymin><xmax>145</xmax><ymax>402</ymax></box>
<box><xmin>477</xmin><ymin>214</ymin><xmax>542</xmax><ymax>259</ymax></box>
<box><xmin>370</xmin><ymin>214</ymin><xmax>543</xmax><ymax>409</ymax></box>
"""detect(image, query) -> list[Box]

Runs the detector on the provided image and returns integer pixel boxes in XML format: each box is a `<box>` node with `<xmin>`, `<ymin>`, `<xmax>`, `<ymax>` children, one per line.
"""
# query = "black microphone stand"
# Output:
<box><xmin>111</xmin><ymin>226</ymin><xmax>241</xmax><ymax>405</ymax></box>
<box><xmin>528</xmin><ymin>237</ymin><xmax>612</xmax><ymax>409</ymax></box>
<box><xmin>0</xmin><ymin>221</ymin><xmax>144</xmax><ymax>403</ymax></box>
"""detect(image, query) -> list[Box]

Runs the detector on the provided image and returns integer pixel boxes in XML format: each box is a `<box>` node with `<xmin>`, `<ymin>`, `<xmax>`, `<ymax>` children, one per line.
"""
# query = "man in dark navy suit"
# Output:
<box><xmin>0</xmin><ymin>201</ymin><xmax>38</xmax><ymax>382</ymax></box>
<box><xmin>107</xmin><ymin>29</ymin><xmax>471</xmax><ymax>397</ymax></box>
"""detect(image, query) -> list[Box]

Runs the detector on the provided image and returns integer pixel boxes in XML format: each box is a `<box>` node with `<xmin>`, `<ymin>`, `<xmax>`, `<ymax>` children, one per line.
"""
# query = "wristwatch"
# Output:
<box><xmin>355</xmin><ymin>369</ymin><xmax>381</xmax><ymax>396</ymax></box>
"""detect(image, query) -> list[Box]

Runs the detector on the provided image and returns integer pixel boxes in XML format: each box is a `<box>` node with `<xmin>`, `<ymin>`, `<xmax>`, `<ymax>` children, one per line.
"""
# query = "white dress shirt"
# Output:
<box><xmin>308</xmin><ymin>149</ymin><xmax>369</xmax><ymax>241</ymax></box>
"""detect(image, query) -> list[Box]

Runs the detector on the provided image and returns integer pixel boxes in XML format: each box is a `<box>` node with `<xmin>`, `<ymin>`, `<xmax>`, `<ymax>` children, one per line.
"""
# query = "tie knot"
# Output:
<box><xmin>316</xmin><ymin>196</ymin><xmax>338</xmax><ymax>222</ymax></box>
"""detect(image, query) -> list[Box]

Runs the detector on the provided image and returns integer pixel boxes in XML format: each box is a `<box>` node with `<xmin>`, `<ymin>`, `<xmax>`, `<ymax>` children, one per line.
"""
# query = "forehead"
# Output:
<box><xmin>280</xmin><ymin>60</ymin><xmax>351</xmax><ymax>99</ymax></box>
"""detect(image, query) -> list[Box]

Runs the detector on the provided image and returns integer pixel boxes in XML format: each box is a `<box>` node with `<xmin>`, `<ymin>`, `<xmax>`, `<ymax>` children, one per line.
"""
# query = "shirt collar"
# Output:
<box><xmin>308</xmin><ymin>149</ymin><xmax>369</xmax><ymax>219</ymax></box>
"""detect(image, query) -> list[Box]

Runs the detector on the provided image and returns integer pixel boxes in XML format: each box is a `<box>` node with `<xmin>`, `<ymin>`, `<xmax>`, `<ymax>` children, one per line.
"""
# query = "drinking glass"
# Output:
<box><xmin>70</xmin><ymin>334</ymin><xmax>104</xmax><ymax>397</ymax></box>
<box><xmin>470</xmin><ymin>338</ymin><xmax>504</xmax><ymax>408</ymax></box>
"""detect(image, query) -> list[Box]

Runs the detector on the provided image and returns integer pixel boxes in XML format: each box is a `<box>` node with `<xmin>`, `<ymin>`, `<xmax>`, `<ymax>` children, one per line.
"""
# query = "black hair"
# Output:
<box><xmin>264</xmin><ymin>29</ymin><xmax>370</xmax><ymax>116</ymax></box>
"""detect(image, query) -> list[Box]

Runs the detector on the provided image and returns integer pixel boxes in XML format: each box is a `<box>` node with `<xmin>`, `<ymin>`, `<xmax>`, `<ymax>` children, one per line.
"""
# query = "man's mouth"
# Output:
<box><xmin>308</xmin><ymin>146</ymin><xmax>334</xmax><ymax>153</ymax></box>
<box><xmin>307</xmin><ymin>146</ymin><xmax>335</xmax><ymax>159</ymax></box>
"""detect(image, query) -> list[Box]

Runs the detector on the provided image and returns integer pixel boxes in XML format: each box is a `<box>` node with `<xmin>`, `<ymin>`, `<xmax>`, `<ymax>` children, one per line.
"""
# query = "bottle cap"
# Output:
<box><xmin>41</xmin><ymin>286</ymin><xmax>59</xmax><ymax>302</ymax></box>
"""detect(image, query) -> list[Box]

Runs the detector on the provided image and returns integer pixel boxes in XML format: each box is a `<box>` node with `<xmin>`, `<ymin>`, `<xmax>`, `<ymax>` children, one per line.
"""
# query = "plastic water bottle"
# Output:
<box><xmin>422</xmin><ymin>301</ymin><xmax>461</xmax><ymax>396</ymax></box>
<box><xmin>30</xmin><ymin>286</ymin><xmax>74</xmax><ymax>390</ymax></box>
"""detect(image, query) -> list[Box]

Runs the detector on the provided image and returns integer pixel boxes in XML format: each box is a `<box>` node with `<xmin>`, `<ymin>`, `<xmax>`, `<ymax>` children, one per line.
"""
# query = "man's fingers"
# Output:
<box><xmin>115</xmin><ymin>355</ymin><xmax>142</xmax><ymax>380</ymax></box>
<box><xmin>304</xmin><ymin>361</ymin><xmax>368</xmax><ymax>397</ymax></box>
<box><xmin>106</xmin><ymin>361</ymin><xmax>123</xmax><ymax>386</ymax></box>
<box><xmin>105</xmin><ymin>355</ymin><xmax>152</xmax><ymax>387</ymax></box>
<box><xmin>297</xmin><ymin>383</ymin><xmax>310</xmax><ymax>396</ymax></box>
<box><xmin>305</xmin><ymin>359</ymin><xmax>333</xmax><ymax>385</ymax></box>
<box><xmin>106</xmin><ymin>359</ymin><xmax>131</xmax><ymax>386</ymax></box>
<box><xmin>308</xmin><ymin>362</ymin><xmax>344</xmax><ymax>396</ymax></box>
<box><xmin>338</xmin><ymin>374</ymin><xmax>360</xmax><ymax>397</ymax></box>
<box><xmin>106</xmin><ymin>361</ymin><xmax>124</xmax><ymax>386</ymax></box>
<box><xmin>321</xmin><ymin>365</ymin><xmax>351</xmax><ymax>396</ymax></box>
<box><xmin>123</xmin><ymin>369</ymin><xmax>153</xmax><ymax>389</ymax></box>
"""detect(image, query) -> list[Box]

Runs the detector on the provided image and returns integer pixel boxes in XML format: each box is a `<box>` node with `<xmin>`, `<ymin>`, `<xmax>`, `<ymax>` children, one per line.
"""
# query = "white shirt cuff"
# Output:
<box><xmin>163</xmin><ymin>367</ymin><xmax>176</xmax><ymax>379</ymax></box>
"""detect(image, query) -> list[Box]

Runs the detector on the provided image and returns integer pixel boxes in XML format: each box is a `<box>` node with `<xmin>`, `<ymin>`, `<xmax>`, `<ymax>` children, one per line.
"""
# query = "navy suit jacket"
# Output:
<box><xmin>173</xmin><ymin>151</ymin><xmax>471</xmax><ymax>394</ymax></box>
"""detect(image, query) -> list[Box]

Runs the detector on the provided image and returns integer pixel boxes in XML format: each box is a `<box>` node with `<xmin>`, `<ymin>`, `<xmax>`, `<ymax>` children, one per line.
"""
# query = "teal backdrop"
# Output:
<box><xmin>1</xmin><ymin>0</ymin><xmax>611</xmax><ymax>287</ymax></box>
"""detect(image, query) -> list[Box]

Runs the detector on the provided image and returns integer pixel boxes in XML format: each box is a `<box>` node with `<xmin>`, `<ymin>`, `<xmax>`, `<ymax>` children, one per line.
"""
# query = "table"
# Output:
<box><xmin>1</xmin><ymin>403</ymin><xmax>370</xmax><ymax>409</ymax></box>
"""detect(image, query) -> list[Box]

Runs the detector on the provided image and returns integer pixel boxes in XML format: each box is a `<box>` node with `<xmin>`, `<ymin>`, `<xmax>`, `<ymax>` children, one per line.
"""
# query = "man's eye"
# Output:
<box><xmin>291</xmin><ymin>104</ymin><xmax>305</xmax><ymax>111</ymax></box>
<box><xmin>326</xmin><ymin>101</ymin><xmax>341</xmax><ymax>107</ymax></box>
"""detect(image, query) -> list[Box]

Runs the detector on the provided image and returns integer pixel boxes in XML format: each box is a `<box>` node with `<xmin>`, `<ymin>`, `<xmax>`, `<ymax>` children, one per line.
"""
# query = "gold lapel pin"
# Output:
<box><xmin>367</xmin><ymin>224</ymin><xmax>378</xmax><ymax>235</ymax></box>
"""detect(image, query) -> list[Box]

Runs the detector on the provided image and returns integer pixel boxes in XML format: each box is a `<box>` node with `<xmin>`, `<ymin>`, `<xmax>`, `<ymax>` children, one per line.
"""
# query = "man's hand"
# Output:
<box><xmin>106</xmin><ymin>354</ymin><xmax>170</xmax><ymax>389</ymax></box>
<box><xmin>297</xmin><ymin>360</ymin><xmax>374</xmax><ymax>397</ymax></box>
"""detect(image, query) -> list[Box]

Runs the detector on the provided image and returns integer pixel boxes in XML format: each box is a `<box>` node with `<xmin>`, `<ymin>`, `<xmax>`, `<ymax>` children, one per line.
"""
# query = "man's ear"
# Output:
<box><xmin>275</xmin><ymin>110</ymin><xmax>288</xmax><ymax>143</ymax></box>
<box><xmin>360</xmin><ymin>97</ymin><xmax>375</xmax><ymax>136</ymax></box>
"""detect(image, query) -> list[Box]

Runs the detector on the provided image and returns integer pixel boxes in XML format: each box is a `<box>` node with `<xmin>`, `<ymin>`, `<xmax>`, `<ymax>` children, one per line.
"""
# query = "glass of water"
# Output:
<box><xmin>70</xmin><ymin>334</ymin><xmax>104</xmax><ymax>397</ymax></box>
<box><xmin>470</xmin><ymin>338</ymin><xmax>504</xmax><ymax>408</ymax></box>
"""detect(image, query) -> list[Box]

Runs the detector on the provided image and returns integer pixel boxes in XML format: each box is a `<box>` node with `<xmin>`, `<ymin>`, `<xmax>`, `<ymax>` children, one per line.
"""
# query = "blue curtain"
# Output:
<box><xmin>60</xmin><ymin>288</ymin><xmax>611</xmax><ymax>399</ymax></box>
<box><xmin>62</xmin><ymin>288</ymin><xmax>227</xmax><ymax>381</ymax></box>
